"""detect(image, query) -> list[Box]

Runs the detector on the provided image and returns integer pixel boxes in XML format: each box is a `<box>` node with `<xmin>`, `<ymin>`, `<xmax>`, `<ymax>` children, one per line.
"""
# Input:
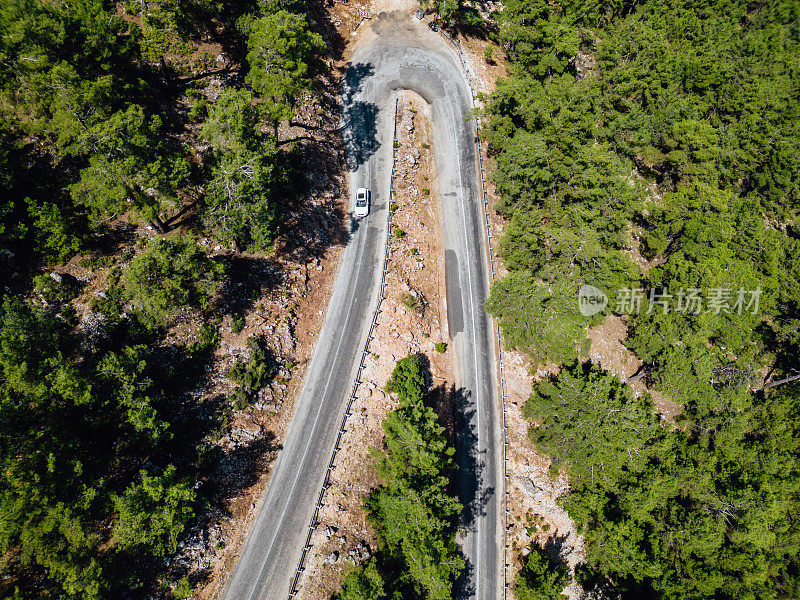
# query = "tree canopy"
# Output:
<box><xmin>337</xmin><ymin>355</ymin><xmax>464</xmax><ymax>600</ymax></box>
<box><xmin>245</xmin><ymin>10</ymin><xmax>325</xmax><ymax>131</ymax></box>
<box><xmin>0</xmin><ymin>296</ymin><xmax>214</xmax><ymax>598</ymax></box>
<box><xmin>200</xmin><ymin>89</ymin><xmax>280</xmax><ymax>252</ymax></box>
<box><xmin>515</xmin><ymin>544</ymin><xmax>568</xmax><ymax>600</ymax></box>
<box><xmin>524</xmin><ymin>364</ymin><xmax>800</xmax><ymax>599</ymax></box>
<box><xmin>123</xmin><ymin>235</ymin><xmax>224</xmax><ymax>326</ymax></box>
<box><xmin>486</xmin><ymin>0</ymin><xmax>800</xmax><ymax>597</ymax></box>
<box><xmin>0</xmin><ymin>0</ymin><xmax>323</xmax><ymax>265</ymax></box>
<box><xmin>486</xmin><ymin>0</ymin><xmax>800</xmax><ymax>386</ymax></box>
<box><xmin>0</xmin><ymin>0</ymin><xmax>329</xmax><ymax>596</ymax></box>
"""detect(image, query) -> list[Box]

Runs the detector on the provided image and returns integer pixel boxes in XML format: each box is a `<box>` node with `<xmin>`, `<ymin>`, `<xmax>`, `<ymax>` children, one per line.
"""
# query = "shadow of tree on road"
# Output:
<box><xmin>453</xmin><ymin>384</ymin><xmax>495</xmax><ymax>600</ymax></box>
<box><xmin>415</xmin><ymin>353</ymin><xmax>491</xmax><ymax>600</ymax></box>
<box><xmin>341</xmin><ymin>63</ymin><xmax>380</xmax><ymax>170</ymax></box>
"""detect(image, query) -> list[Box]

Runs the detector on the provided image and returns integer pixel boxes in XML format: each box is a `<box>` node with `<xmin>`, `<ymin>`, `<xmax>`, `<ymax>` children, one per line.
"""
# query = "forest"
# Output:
<box><xmin>0</xmin><ymin>0</ymin><xmax>329</xmax><ymax>597</ymax></box>
<box><xmin>2</xmin><ymin>0</ymin><xmax>799</xmax><ymax>598</ymax></box>
<box><xmin>484</xmin><ymin>0</ymin><xmax>800</xmax><ymax>598</ymax></box>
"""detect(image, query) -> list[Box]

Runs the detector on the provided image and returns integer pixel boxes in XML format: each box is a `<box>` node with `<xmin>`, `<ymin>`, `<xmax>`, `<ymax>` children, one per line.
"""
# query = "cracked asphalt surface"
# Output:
<box><xmin>221</xmin><ymin>11</ymin><xmax>502</xmax><ymax>600</ymax></box>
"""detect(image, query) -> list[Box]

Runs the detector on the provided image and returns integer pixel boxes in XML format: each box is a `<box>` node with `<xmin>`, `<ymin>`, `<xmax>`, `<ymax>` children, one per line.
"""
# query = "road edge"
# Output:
<box><xmin>286</xmin><ymin>96</ymin><xmax>400</xmax><ymax>599</ymax></box>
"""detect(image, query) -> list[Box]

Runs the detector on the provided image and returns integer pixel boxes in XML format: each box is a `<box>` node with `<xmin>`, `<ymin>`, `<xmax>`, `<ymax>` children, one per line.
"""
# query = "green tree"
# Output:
<box><xmin>227</xmin><ymin>335</ymin><xmax>274</xmax><ymax>407</ymax></box>
<box><xmin>15</xmin><ymin>506</ymin><xmax>104</xmax><ymax>600</ymax></box>
<box><xmin>0</xmin><ymin>0</ymin><xmax>132</xmax><ymax>139</ymax></box>
<box><xmin>25</xmin><ymin>198</ymin><xmax>80</xmax><ymax>262</ymax></box>
<box><xmin>111</xmin><ymin>464</ymin><xmax>195</xmax><ymax>556</ymax></box>
<box><xmin>384</xmin><ymin>354</ymin><xmax>425</xmax><ymax>402</ymax></box>
<box><xmin>42</xmin><ymin>63</ymin><xmax>116</xmax><ymax>156</ymax></box>
<box><xmin>98</xmin><ymin>345</ymin><xmax>170</xmax><ymax>445</ymax></box>
<box><xmin>203</xmin><ymin>151</ymin><xmax>278</xmax><ymax>252</ymax></box>
<box><xmin>336</xmin><ymin>560</ymin><xmax>386</xmax><ymax>600</ymax></box>
<box><xmin>124</xmin><ymin>235</ymin><xmax>223</xmax><ymax>326</ymax></box>
<box><xmin>244</xmin><ymin>10</ymin><xmax>325</xmax><ymax>135</ymax></box>
<box><xmin>201</xmin><ymin>88</ymin><xmax>263</xmax><ymax>155</ymax></box>
<box><xmin>526</xmin><ymin>363</ymin><xmax>800</xmax><ymax>599</ymax></box>
<box><xmin>515</xmin><ymin>544</ymin><xmax>568</xmax><ymax>600</ymax></box>
<box><xmin>525</xmin><ymin>362</ymin><xmax>662</xmax><ymax>486</ymax></box>
<box><xmin>70</xmin><ymin>105</ymin><xmax>190</xmax><ymax>233</ymax></box>
<box><xmin>363</xmin><ymin>355</ymin><xmax>464</xmax><ymax>600</ymax></box>
<box><xmin>486</xmin><ymin>274</ymin><xmax>588</xmax><ymax>367</ymax></box>
<box><xmin>201</xmin><ymin>89</ymin><xmax>279</xmax><ymax>251</ymax></box>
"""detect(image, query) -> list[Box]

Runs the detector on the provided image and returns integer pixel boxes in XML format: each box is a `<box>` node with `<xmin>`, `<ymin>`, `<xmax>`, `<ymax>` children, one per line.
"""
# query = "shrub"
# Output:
<box><xmin>401</xmin><ymin>293</ymin><xmax>421</xmax><ymax>312</ymax></box>
<box><xmin>124</xmin><ymin>236</ymin><xmax>224</xmax><ymax>327</ymax></box>
<box><xmin>515</xmin><ymin>545</ymin><xmax>568</xmax><ymax>600</ymax></box>
<box><xmin>232</xmin><ymin>313</ymin><xmax>246</xmax><ymax>333</ymax></box>
<box><xmin>111</xmin><ymin>465</ymin><xmax>196</xmax><ymax>557</ymax></box>
<box><xmin>226</xmin><ymin>336</ymin><xmax>274</xmax><ymax>405</ymax></box>
<box><xmin>32</xmin><ymin>273</ymin><xmax>79</xmax><ymax>305</ymax></box>
<box><xmin>173</xmin><ymin>576</ymin><xmax>193</xmax><ymax>600</ymax></box>
<box><xmin>90</xmin><ymin>284</ymin><xmax>128</xmax><ymax>319</ymax></box>
<box><xmin>26</xmin><ymin>198</ymin><xmax>80</xmax><ymax>263</ymax></box>
<box><xmin>435</xmin><ymin>342</ymin><xmax>447</xmax><ymax>353</ymax></box>
<box><xmin>384</xmin><ymin>354</ymin><xmax>425</xmax><ymax>404</ymax></box>
<box><xmin>189</xmin><ymin>319</ymin><xmax>221</xmax><ymax>354</ymax></box>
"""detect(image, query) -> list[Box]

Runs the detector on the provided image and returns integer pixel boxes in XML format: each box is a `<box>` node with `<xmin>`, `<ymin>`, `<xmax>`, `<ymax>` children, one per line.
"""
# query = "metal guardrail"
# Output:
<box><xmin>422</xmin><ymin>14</ymin><xmax>511</xmax><ymax>600</ymax></box>
<box><xmin>286</xmin><ymin>98</ymin><xmax>400</xmax><ymax>600</ymax></box>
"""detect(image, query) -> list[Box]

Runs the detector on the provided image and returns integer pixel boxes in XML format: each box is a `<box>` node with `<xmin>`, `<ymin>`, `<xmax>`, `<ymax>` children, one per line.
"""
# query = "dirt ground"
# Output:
<box><xmin>586</xmin><ymin>315</ymin><xmax>683</xmax><ymax>421</ymax></box>
<box><xmin>294</xmin><ymin>91</ymin><xmax>456</xmax><ymax>600</ymax></box>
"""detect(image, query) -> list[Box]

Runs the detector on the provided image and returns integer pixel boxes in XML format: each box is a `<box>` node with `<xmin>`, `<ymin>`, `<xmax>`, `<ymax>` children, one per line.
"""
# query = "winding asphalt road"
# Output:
<box><xmin>221</xmin><ymin>11</ymin><xmax>502</xmax><ymax>600</ymax></box>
